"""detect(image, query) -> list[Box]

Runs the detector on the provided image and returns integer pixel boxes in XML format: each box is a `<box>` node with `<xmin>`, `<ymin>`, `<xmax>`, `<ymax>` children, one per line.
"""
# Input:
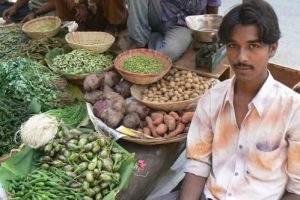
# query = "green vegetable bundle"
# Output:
<box><xmin>40</xmin><ymin>128</ymin><xmax>134</xmax><ymax>199</ymax></box>
<box><xmin>0</xmin><ymin>57</ymin><xmax>75</xmax><ymax>111</ymax></box>
<box><xmin>123</xmin><ymin>55</ymin><xmax>165</xmax><ymax>74</ymax></box>
<box><xmin>8</xmin><ymin>37</ymin><xmax>68</xmax><ymax>64</ymax></box>
<box><xmin>0</xmin><ymin>95</ymin><xmax>31</xmax><ymax>156</ymax></box>
<box><xmin>45</xmin><ymin>103</ymin><xmax>88</xmax><ymax>128</ymax></box>
<box><xmin>0</xmin><ymin>26</ymin><xmax>27</xmax><ymax>59</ymax></box>
<box><xmin>9</xmin><ymin>169</ymin><xmax>83</xmax><ymax>199</ymax></box>
<box><xmin>51</xmin><ymin>49</ymin><xmax>113</xmax><ymax>75</ymax></box>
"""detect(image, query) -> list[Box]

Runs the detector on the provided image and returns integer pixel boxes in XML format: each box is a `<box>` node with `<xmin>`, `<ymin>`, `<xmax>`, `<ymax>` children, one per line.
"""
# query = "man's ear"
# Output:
<box><xmin>269</xmin><ymin>42</ymin><xmax>278</xmax><ymax>58</ymax></box>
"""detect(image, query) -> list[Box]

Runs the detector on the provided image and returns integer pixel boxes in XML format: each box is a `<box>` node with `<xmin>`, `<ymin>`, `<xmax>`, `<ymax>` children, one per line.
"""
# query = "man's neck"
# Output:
<box><xmin>234</xmin><ymin>73</ymin><xmax>268</xmax><ymax>99</ymax></box>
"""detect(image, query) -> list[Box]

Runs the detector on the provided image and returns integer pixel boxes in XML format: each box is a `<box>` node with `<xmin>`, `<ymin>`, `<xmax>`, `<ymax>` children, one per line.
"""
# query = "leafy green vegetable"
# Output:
<box><xmin>0</xmin><ymin>57</ymin><xmax>75</xmax><ymax>111</ymax></box>
<box><xmin>123</xmin><ymin>55</ymin><xmax>165</xmax><ymax>74</ymax></box>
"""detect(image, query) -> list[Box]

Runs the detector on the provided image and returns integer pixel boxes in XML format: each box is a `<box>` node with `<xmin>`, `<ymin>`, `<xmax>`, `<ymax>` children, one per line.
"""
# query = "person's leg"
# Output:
<box><xmin>148</xmin><ymin>25</ymin><xmax>192</xmax><ymax>61</ymax></box>
<box><xmin>127</xmin><ymin>0</ymin><xmax>150</xmax><ymax>47</ymax></box>
<box><xmin>147</xmin><ymin>0</ymin><xmax>192</xmax><ymax>61</ymax></box>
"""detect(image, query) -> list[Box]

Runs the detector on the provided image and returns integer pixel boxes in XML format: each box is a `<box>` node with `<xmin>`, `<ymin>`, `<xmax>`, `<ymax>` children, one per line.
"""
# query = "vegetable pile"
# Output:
<box><xmin>51</xmin><ymin>49</ymin><xmax>113</xmax><ymax>75</ymax></box>
<box><xmin>9</xmin><ymin>37</ymin><xmax>68</xmax><ymax>64</ymax></box>
<box><xmin>9</xmin><ymin>169</ymin><xmax>83</xmax><ymax>199</ymax></box>
<box><xmin>141</xmin><ymin>68</ymin><xmax>214</xmax><ymax>102</ymax></box>
<box><xmin>136</xmin><ymin>111</ymin><xmax>194</xmax><ymax>138</ymax></box>
<box><xmin>40</xmin><ymin>128</ymin><xmax>132</xmax><ymax>199</ymax></box>
<box><xmin>0</xmin><ymin>95</ymin><xmax>31</xmax><ymax>156</ymax></box>
<box><xmin>123</xmin><ymin>55</ymin><xmax>165</xmax><ymax>74</ymax></box>
<box><xmin>0</xmin><ymin>26</ymin><xmax>27</xmax><ymax>59</ymax></box>
<box><xmin>38</xmin><ymin>23</ymin><xmax>56</xmax><ymax>31</ymax></box>
<box><xmin>0</xmin><ymin>57</ymin><xmax>75</xmax><ymax>111</ymax></box>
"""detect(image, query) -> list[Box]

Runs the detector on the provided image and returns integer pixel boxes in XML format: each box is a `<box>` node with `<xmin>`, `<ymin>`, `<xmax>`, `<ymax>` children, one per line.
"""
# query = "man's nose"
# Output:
<box><xmin>237</xmin><ymin>48</ymin><xmax>249</xmax><ymax>63</ymax></box>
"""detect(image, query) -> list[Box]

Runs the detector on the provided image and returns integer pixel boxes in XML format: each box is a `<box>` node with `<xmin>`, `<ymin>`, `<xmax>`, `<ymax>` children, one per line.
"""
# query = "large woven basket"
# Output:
<box><xmin>131</xmin><ymin>84</ymin><xmax>201</xmax><ymax>112</ymax></box>
<box><xmin>114</xmin><ymin>48</ymin><xmax>172</xmax><ymax>85</ymax></box>
<box><xmin>22</xmin><ymin>16</ymin><xmax>61</xmax><ymax>39</ymax></box>
<box><xmin>65</xmin><ymin>32</ymin><xmax>115</xmax><ymax>53</ymax></box>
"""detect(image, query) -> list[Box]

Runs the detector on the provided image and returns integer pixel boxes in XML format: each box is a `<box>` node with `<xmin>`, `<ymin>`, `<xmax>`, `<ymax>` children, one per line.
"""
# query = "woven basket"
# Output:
<box><xmin>131</xmin><ymin>84</ymin><xmax>202</xmax><ymax>112</ymax></box>
<box><xmin>121</xmin><ymin>133</ymin><xmax>187</xmax><ymax>145</ymax></box>
<box><xmin>65</xmin><ymin>32</ymin><xmax>115</xmax><ymax>53</ymax></box>
<box><xmin>0</xmin><ymin>23</ymin><xmax>19</xmax><ymax>32</ymax></box>
<box><xmin>114</xmin><ymin>48</ymin><xmax>172</xmax><ymax>85</ymax></box>
<box><xmin>22</xmin><ymin>16</ymin><xmax>61</xmax><ymax>39</ymax></box>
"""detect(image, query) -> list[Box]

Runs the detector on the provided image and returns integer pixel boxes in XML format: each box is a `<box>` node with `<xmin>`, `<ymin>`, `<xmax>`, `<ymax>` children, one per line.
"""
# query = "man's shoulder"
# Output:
<box><xmin>273</xmin><ymin>80</ymin><xmax>300</xmax><ymax>100</ymax></box>
<box><xmin>207</xmin><ymin>78</ymin><xmax>232</xmax><ymax>94</ymax></box>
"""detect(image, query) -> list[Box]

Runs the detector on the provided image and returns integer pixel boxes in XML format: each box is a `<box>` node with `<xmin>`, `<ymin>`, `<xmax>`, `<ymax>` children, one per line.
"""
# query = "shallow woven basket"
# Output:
<box><xmin>131</xmin><ymin>84</ymin><xmax>203</xmax><ymax>112</ymax></box>
<box><xmin>65</xmin><ymin>32</ymin><xmax>115</xmax><ymax>53</ymax></box>
<box><xmin>114</xmin><ymin>48</ymin><xmax>172</xmax><ymax>85</ymax></box>
<box><xmin>22</xmin><ymin>16</ymin><xmax>61</xmax><ymax>39</ymax></box>
<box><xmin>0</xmin><ymin>23</ymin><xmax>19</xmax><ymax>32</ymax></box>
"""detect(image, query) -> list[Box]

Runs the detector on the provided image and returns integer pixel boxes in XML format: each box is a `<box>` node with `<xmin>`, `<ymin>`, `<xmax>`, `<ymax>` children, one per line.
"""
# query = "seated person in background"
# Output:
<box><xmin>121</xmin><ymin>0</ymin><xmax>221</xmax><ymax>61</ymax></box>
<box><xmin>179</xmin><ymin>0</ymin><xmax>300</xmax><ymax>200</ymax></box>
<box><xmin>55</xmin><ymin>0</ymin><xmax>127</xmax><ymax>34</ymax></box>
<box><xmin>1</xmin><ymin>0</ymin><xmax>56</xmax><ymax>23</ymax></box>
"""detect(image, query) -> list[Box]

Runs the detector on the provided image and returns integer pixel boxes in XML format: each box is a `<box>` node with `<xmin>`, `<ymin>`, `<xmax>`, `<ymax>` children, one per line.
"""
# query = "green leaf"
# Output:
<box><xmin>28</xmin><ymin>98</ymin><xmax>41</xmax><ymax>113</ymax></box>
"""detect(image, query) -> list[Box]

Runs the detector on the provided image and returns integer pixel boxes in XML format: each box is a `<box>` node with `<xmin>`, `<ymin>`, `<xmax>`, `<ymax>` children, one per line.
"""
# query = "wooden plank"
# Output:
<box><xmin>268</xmin><ymin>63</ymin><xmax>300</xmax><ymax>88</ymax></box>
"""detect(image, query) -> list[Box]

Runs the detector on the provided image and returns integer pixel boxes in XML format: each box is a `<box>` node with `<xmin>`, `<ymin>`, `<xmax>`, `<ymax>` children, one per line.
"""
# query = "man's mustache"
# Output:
<box><xmin>233</xmin><ymin>63</ymin><xmax>254</xmax><ymax>69</ymax></box>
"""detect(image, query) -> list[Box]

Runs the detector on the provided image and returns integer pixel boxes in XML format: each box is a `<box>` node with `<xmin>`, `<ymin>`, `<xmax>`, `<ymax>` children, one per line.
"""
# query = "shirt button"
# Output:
<box><xmin>235</xmin><ymin>172</ymin><xmax>238</xmax><ymax>176</ymax></box>
<box><xmin>239</xmin><ymin>145</ymin><xmax>243</xmax><ymax>149</ymax></box>
<box><xmin>246</xmin><ymin>170</ymin><xmax>250</xmax><ymax>175</ymax></box>
<box><xmin>228</xmin><ymin>193</ymin><xmax>232</xmax><ymax>197</ymax></box>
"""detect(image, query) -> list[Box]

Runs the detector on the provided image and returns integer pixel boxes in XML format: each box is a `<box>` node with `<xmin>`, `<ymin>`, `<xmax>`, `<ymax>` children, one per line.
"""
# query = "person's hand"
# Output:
<box><xmin>74</xmin><ymin>4</ymin><xmax>88</xmax><ymax>23</ymax></box>
<box><xmin>21</xmin><ymin>12</ymin><xmax>35</xmax><ymax>23</ymax></box>
<box><xmin>2</xmin><ymin>6</ymin><xmax>17</xmax><ymax>20</ymax></box>
<box><xmin>64</xmin><ymin>0</ymin><xmax>77</xmax><ymax>10</ymax></box>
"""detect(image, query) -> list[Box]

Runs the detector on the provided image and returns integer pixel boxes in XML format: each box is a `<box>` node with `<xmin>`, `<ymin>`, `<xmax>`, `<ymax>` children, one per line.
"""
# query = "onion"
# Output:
<box><xmin>20</xmin><ymin>114</ymin><xmax>59</xmax><ymax>148</ymax></box>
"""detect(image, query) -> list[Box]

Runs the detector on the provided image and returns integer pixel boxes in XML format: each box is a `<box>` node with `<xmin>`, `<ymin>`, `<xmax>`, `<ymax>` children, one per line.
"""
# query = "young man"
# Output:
<box><xmin>123</xmin><ymin>0</ymin><xmax>221</xmax><ymax>61</ymax></box>
<box><xmin>1</xmin><ymin>0</ymin><xmax>55</xmax><ymax>23</ymax></box>
<box><xmin>180</xmin><ymin>0</ymin><xmax>300</xmax><ymax>200</ymax></box>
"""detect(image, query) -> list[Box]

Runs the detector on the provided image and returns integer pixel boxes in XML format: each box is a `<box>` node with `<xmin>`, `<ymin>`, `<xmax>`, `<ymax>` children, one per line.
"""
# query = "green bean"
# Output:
<box><xmin>123</xmin><ymin>55</ymin><xmax>165</xmax><ymax>74</ymax></box>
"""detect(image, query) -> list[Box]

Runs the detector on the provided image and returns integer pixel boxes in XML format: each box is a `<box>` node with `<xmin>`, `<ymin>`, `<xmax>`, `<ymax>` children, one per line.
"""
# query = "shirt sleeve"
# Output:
<box><xmin>207</xmin><ymin>0</ymin><xmax>221</xmax><ymax>7</ymax></box>
<box><xmin>286</xmin><ymin>103</ymin><xmax>300</xmax><ymax>195</ymax></box>
<box><xmin>184</xmin><ymin>91</ymin><xmax>213</xmax><ymax>178</ymax></box>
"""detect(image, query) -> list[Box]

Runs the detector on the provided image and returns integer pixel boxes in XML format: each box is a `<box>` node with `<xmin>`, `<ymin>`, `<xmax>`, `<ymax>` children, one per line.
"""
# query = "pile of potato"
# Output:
<box><xmin>135</xmin><ymin>111</ymin><xmax>194</xmax><ymax>138</ymax></box>
<box><xmin>141</xmin><ymin>68</ymin><xmax>214</xmax><ymax>103</ymax></box>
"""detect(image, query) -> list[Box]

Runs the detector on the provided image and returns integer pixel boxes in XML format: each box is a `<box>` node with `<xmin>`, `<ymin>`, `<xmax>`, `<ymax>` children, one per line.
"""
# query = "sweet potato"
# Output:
<box><xmin>169</xmin><ymin>111</ymin><xmax>180</xmax><ymax>121</ymax></box>
<box><xmin>126</xmin><ymin>101</ymin><xmax>150</xmax><ymax>119</ymax></box>
<box><xmin>166</xmin><ymin>123</ymin><xmax>185</xmax><ymax>138</ymax></box>
<box><xmin>181</xmin><ymin>112</ymin><xmax>194</xmax><ymax>124</ymax></box>
<box><xmin>122</xmin><ymin>112</ymin><xmax>141</xmax><ymax>129</ymax></box>
<box><xmin>143</xmin><ymin>127</ymin><xmax>151</xmax><ymax>135</ymax></box>
<box><xmin>151</xmin><ymin>112</ymin><xmax>164</xmax><ymax>126</ymax></box>
<box><xmin>83</xmin><ymin>73</ymin><xmax>105</xmax><ymax>92</ymax></box>
<box><xmin>84</xmin><ymin>90</ymin><xmax>104</xmax><ymax>104</ymax></box>
<box><xmin>163</xmin><ymin>115</ymin><xmax>176</xmax><ymax>131</ymax></box>
<box><xmin>146</xmin><ymin>116</ymin><xmax>158</xmax><ymax>137</ymax></box>
<box><xmin>156</xmin><ymin>124</ymin><xmax>168</xmax><ymax>135</ymax></box>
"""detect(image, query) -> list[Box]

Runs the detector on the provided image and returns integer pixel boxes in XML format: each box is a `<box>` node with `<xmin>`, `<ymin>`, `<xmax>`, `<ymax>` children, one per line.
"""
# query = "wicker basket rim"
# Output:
<box><xmin>293</xmin><ymin>81</ymin><xmax>300</xmax><ymax>89</ymax></box>
<box><xmin>22</xmin><ymin>16</ymin><xmax>61</xmax><ymax>33</ymax></box>
<box><xmin>114</xmin><ymin>48</ymin><xmax>172</xmax><ymax>76</ymax></box>
<box><xmin>65</xmin><ymin>32</ymin><xmax>115</xmax><ymax>47</ymax></box>
<box><xmin>121</xmin><ymin>133</ymin><xmax>187</xmax><ymax>145</ymax></box>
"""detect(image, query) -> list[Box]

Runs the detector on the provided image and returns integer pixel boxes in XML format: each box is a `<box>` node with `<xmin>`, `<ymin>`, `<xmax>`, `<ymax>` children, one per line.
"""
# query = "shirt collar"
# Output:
<box><xmin>223</xmin><ymin>72</ymin><xmax>275</xmax><ymax>117</ymax></box>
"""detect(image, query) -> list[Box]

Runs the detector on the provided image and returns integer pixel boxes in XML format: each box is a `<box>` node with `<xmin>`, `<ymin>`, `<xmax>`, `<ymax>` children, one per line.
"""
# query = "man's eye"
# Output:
<box><xmin>249</xmin><ymin>44</ymin><xmax>259</xmax><ymax>49</ymax></box>
<box><xmin>227</xmin><ymin>44</ymin><xmax>236</xmax><ymax>48</ymax></box>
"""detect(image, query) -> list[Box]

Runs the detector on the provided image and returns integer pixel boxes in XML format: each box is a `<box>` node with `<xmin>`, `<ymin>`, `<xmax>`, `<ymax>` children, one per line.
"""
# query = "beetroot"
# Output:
<box><xmin>84</xmin><ymin>90</ymin><xmax>104</xmax><ymax>104</ymax></box>
<box><xmin>104</xmin><ymin>71</ymin><xmax>121</xmax><ymax>87</ymax></box>
<box><xmin>114</xmin><ymin>80</ymin><xmax>132</xmax><ymax>98</ymax></box>
<box><xmin>126</xmin><ymin>101</ymin><xmax>150</xmax><ymax>120</ymax></box>
<box><xmin>83</xmin><ymin>73</ymin><xmax>105</xmax><ymax>92</ymax></box>
<box><xmin>122</xmin><ymin>112</ymin><xmax>141</xmax><ymax>129</ymax></box>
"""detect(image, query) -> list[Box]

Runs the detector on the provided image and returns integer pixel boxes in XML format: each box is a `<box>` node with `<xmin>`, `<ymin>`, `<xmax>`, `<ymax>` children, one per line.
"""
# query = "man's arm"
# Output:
<box><xmin>282</xmin><ymin>192</ymin><xmax>300</xmax><ymax>200</ymax></box>
<box><xmin>180</xmin><ymin>173</ymin><xmax>207</xmax><ymax>200</ymax></box>
<box><xmin>22</xmin><ymin>0</ymin><xmax>55</xmax><ymax>22</ymax></box>
<box><xmin>2</xmin><ymin>0</ymin><xmax>29</xmax><ymax>20</ymax></box>
<box><xmin>206</xmin><ymin>6</ymin><xmax>218</xmax><ymax>14</ymax></box>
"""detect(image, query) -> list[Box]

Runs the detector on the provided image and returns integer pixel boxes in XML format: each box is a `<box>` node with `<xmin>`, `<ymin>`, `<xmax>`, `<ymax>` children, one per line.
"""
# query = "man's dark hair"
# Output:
<box><xmin>218</xmin><ymin>0</ymin><xmax>281</xmax><ymax>44</ymax></box>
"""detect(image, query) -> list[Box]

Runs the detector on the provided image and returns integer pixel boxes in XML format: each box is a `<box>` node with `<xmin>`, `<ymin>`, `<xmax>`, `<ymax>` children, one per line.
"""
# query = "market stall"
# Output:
<box><xmin>0</xmin><ymin>15</ymin><xmax>299</xmax><ymax>200</ymax></box>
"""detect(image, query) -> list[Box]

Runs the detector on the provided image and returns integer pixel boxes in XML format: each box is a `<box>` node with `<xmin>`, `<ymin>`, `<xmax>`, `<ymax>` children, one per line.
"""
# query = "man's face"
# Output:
<box><xmin>226</xmin><ymin>24</ymin><xmax>278</xmax><ymax>82</ymax></box>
